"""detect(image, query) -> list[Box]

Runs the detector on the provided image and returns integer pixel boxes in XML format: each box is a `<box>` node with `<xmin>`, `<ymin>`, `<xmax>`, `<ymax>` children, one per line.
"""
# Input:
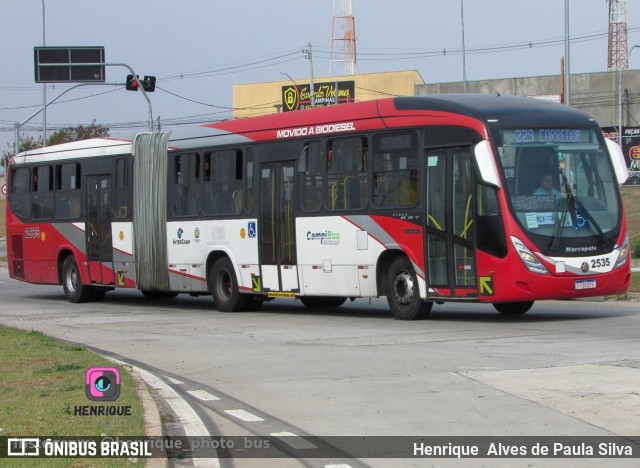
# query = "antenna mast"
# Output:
<box><xmin>330</xmin><ymin>0</ymin><xmax>357</xmax><ymax>76</ymax></box>
<box><xmin>608</xmin><ymin>0</ymin><xmax>628</xmax><ymax>70</ymax></box>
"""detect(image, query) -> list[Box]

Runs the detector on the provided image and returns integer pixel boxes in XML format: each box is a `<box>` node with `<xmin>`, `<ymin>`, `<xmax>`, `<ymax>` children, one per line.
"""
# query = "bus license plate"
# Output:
<box><xmin>575</xmin><ymin>279</ymin><xmax>596</xmax><ymax>290</ymax></box>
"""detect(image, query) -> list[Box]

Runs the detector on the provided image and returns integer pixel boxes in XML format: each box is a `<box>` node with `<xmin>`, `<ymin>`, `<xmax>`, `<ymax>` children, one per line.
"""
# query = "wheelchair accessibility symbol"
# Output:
<box><xmin>248</xmin><ymin>222</ymin><xmax>257</xmax><ymax>238</ymax></box>
<box><xmin>576</xmin><ymin>208</ymin><xmax>589</xmax><ymax>228</ymax></box>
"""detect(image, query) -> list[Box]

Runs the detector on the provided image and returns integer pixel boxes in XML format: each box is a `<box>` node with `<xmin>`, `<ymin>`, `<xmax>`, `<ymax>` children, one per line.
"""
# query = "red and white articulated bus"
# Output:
<box><xmin>5</xmin><ymin>94</ymin><xmax>631</xmax><ymax>319</ymax></box>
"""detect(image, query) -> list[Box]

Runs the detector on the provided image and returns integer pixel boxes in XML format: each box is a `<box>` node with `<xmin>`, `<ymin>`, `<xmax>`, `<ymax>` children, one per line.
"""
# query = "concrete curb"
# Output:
<box><xmin>111</xmin><ymin>362</ymin><xmax>168</xmax><ymax>468</ymax></box>
<box><xmin>128</xmin><ymin>365</ymin><xmax>168</xmax><ymax>468</ymax></box>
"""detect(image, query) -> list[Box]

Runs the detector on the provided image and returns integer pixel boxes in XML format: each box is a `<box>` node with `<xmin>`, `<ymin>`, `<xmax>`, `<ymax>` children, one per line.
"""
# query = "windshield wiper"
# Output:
<box><xmin>548</xmin><ymin>173</ymin><xmax>613</xmax><ymax>251</ymax></box>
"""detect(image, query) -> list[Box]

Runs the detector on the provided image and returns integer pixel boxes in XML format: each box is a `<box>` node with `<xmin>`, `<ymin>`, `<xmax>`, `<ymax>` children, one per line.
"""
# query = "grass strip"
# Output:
<box><xmin>0</xmin><ymin>325</ymin><xmax>146</xmax><ymax>467</ymax></box>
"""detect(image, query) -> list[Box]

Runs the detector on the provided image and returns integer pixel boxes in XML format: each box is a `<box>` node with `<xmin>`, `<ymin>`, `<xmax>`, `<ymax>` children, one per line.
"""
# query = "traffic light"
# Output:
<box><xmin>142</xmin><ymin>76</ymin><xmax>156</xmax><ymax>92</ymax></box>
<box><xmin>125</xmin><ymin>74</ymin><xmax>139</xmax><ymax>91</ymax></box>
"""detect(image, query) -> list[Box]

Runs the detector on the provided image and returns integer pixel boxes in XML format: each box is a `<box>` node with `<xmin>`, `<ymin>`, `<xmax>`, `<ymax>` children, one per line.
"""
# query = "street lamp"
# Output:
<box><xmin>564</xmin><ymin>0</ymin><xmax>570</xmax><ymax>105</ymax></box>
<box><xmin>618</xmin><ymin>44</ymin><xmax>640</xmax><ymax>147</ymax></box>
<box><xmin>42</xmin><ymin>0</ymin><xmax>47</xmax><ymax>146</ymax></box>
<box><xmin>281</xmin><ymin>72</ymin><xmax>301</xmax><ymax>111</ymax></box>
<box><xmin>460</xmin><ymin>0</ymin><xmax>467</xmax><ymax>93</ymax></box>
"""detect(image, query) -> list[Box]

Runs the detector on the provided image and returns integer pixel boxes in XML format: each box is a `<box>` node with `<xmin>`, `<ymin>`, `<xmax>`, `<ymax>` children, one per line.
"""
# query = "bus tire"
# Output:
<box><xmin>493</xmin><ymin>301</ymin><xmax>534</xmax><ymax>315</ymax></box>
<box><xmin>386</xmin><ymin>256</ymin><xmax>432</xmax><ymax>320</ymax></box>
<box><xmin>300</xmin><ymin>297</ymin><xmax>347</xmax><ymax>308</ymax></box>
<box><xmin>209</xmin><ymin>257</ymin><xmax>249</xmax><ymax>312</ymax></box>
<box><xmin>62</xmin><ymin>256</ymin><xmax>94</xmax><ymax>303</ymax></box>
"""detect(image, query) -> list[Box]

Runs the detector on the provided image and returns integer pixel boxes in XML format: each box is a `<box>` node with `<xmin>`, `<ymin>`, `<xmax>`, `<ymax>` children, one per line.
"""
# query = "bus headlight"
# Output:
<box><xmin>614</xmin><ymin>234</ymin><xmax>629</xmax><ymax>269</ymax></box>
<box><xmin>510</xmin><ymin>236</ymin><xmax>549</xmax><ymax>274</ymax></box>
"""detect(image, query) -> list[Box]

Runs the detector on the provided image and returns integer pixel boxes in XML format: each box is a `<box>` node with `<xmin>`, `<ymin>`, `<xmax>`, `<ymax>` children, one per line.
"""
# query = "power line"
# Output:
<box><xmin>0</xmin><ymin>86</ymin><xmax>123</xmax><ymax>111</ymax></box>
<box><xmin>314</xmin><ymin>25</ymin><xmax>640</xmax><ymax>61</ymax></box>
<box><xmin>3</xmin><ymin>23</ymin><xmax>640</xmax><ymax>135</ymax></box>
<box><xmin>159</xmin><ymin>50</ymin><xmax>303</xmax><ymax>81</ymax></box>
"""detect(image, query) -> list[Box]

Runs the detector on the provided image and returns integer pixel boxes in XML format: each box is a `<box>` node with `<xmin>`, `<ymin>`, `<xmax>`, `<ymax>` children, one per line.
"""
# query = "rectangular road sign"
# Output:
<box><xmin>34</xmin><ymin>47</ymin><xmax>105</xmax><ymax>83</ymax></box>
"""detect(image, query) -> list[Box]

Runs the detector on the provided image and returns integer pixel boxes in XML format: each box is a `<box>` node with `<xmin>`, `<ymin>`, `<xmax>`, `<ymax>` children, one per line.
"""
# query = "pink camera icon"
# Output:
<box><xmin>85</xmin><ymin>367</ymin><xmax>121</xmax><ymax>401</ymax></box>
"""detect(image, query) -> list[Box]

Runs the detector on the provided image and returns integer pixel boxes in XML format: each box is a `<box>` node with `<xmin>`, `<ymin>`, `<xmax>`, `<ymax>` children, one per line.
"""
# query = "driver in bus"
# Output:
<box><xmin>533</xmin><ymin>173</ymin><xmax>562</xmax><ymax>200</ymax></box>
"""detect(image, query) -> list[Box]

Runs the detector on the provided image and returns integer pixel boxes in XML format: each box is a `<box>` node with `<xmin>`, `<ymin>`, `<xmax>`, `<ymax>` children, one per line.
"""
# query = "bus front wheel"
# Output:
<box><xmin>386</xmin><ymin>257</ymin><xmax>432</xmax><ymax>320</ymax></box>
<box><xmin>493</xmin><ymin>301</ymin><xmax>534</xmax><ymax>315</ymax></box>
<box><xmin>209</xmin><ymin>257</ymin><xmax>249</xmax><ymax>312</ymax></box>
<box><xmin>62</xmin><ymin>256</ymin><xmax>94</xmax><ymax>303</ymax></box>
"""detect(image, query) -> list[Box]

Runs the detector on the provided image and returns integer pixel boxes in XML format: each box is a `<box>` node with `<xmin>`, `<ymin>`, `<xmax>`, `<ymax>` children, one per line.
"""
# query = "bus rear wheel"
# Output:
<box><xmin>62</xmin><ymin>256</ymin><xmax>94</xmax><ymax>303</ymax></box>
<box><xmin>209</xmin><ymin>257</ymin><xmax>250</xmax><ymax>312</ymax></box>
<box><xmin>386</xmin><ymin>257</ymin><xmax>432</xmax><ymax>320</ymax></box>
<box><xmin>300</xmin><ymin>296</ymin><xmax>347</xmax><ymax>308</ymax></box>
<box><xmin>493</xmin><ymin>301</ymin><xmax>534</xmax><ymax>315</ymax></box>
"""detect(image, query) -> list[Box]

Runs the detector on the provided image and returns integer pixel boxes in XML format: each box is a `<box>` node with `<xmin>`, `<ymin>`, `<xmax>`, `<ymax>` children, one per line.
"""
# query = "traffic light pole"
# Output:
<box><xmin>108</xmin><ymin>63</ymin><xmax>154</xmax><ymax>132</ymax></box>
<box><xmin>14</xmin><ymin>82</ymin><xmax>122</xmax><ymax>155</ymax></box>
<box><xmin>17</xmin><ymin>62</ymin><xmax>154</xmax><ymax>155</ymax></box>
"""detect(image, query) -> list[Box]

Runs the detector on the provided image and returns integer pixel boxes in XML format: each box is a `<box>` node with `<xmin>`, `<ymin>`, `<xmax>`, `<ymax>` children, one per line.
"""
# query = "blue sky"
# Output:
<box><xmin>1</xmin><ymin>0</ymin><xmax>639</xmax><ymax>151</ymax></box>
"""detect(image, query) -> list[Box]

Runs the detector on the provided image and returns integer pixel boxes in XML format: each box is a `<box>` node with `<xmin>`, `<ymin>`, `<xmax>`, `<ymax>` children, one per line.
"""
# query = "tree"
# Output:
<box><xmin>46</xmin><ymin>121</ymin><xmax>109</xmax><ymax>146</ymax></box>
<box><xmin>2</xmin><ymin>122</ymin><xmax>110</xmax><ymax>164</ymax></box>
<box><xmin>1</xmin><ymin>135</ymin><xmax>43</xmax><ymax>169</ymax></box>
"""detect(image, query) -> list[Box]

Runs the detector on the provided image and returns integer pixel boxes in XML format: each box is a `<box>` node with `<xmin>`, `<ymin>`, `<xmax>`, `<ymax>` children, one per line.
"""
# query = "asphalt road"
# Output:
<box><xmin>1</xmin><ymin>267</ymin><xmax>639</xmax><ymax>467</ymax></box>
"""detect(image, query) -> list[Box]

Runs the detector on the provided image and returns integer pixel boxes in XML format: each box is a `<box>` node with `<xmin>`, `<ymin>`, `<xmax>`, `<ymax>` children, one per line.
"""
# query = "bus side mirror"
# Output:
<box><xmin>473</xmin><ymin>140</ymin><xmax>501</xmax><ymax>188</ymax></box>
<box><xmin>604</xmin><ymin>138</ymin><xmax>629</xmax><ymax>184</ymax></box>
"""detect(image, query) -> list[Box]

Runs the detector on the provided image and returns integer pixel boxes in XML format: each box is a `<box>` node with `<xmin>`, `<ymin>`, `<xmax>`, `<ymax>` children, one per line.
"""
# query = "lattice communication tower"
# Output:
<box><xmin>608</xmin><ymin>0</ymin><xmax>628</xmax><ymax>70</ymax></box>
<box><xmin>330</xmin><ymin>0</ymin><xmax>357</xmax><ymax>76</ymax></box>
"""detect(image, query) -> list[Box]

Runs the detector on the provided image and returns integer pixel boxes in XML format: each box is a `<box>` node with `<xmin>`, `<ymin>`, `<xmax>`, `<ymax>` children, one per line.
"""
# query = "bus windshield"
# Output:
<box><xmin>492</xmin><ymin>128</ymin><xmax>620</xmax><ymax>255</ymax></box>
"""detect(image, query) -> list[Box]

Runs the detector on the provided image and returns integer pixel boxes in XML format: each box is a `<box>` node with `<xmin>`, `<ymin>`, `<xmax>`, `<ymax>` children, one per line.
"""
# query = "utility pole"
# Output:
<box><xmin>460</xmin><ymin>0</ymin><xmax>467</xmax><ymax>93</ymax></box>
<box><xmin>564</xmin><ymin>0</ymin><xmax>571</xmax><ymax>105</ymax></box>
<box><xmin>305</xmin><ymin>43</ymin><xmax>316</xmax><ymax>108</ymax></box>
<box><xmin>42</xmin><ymin>0</ymin><xmax>47</xmax><ymax>146</ymax></box>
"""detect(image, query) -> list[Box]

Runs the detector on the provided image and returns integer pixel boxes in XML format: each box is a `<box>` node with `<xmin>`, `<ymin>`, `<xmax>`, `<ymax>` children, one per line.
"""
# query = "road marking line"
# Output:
<box><xmin>270</xmin><ymin>432</ymin><xmax>317</xmax><ymax>449</ymax></box>
<box><xmin>114</xmin><ymin>362</ymin><xmax>219</xmax><ymax>468</ymax></box>
<box><xmin>187</xmin><ymin>390</ymin><xmax>221</xmax><ymax>401</ymax></box>
<box><xmin>325</xmin><ymin>465</ymin><xmax>353</xmax><ymax>468</ymax></box>
<box><xmin>224</xmin><ymin>409</ymin><xmax>264</xmax><ymax>422</ymax></box>
<box><xmin>165</xmin><ymin>376</ymin><xmax>183</xmax><ymax>385</ymax></box>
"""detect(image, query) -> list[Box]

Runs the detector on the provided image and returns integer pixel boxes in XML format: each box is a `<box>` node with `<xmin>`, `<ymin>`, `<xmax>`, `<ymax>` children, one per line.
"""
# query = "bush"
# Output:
<box><xmin>632</xmin><ymin>239</ymin><xmax>640</xmax><ymax>259</ymax></box>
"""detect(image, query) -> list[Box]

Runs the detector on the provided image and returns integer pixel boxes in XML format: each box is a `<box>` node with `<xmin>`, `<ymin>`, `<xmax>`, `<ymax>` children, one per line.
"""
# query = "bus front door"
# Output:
<box><xmin>86</xmin><ymin>175</ymin><xmax>115</xmax><ymax>285</ymax></box>
<box><xmin>258</xmin><ymin>162</ymin><xmax>298</xmax><ymax>294</ymax></box>
<box><xmin>424</xmin><ymin>148</ymin><xmax>478</xmax><ymax>299</ymax></box>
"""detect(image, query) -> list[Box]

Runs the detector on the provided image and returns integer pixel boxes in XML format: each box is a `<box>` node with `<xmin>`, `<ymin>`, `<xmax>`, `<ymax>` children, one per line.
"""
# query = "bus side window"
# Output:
<box><xmin>476</xmin><ymin>184</ymin><xmax>507</xmax><ymax>257</ymax></box>
<box><xmin>55</xmin><ymin>163</ymin><xmax>81</xmax><ymax>220</ymax></box>
<box><xmin>114</xmin><ymin>158</ymin><xmax>129</xmax><ymax>219</ymax></box>
<box><xmin>326</xmin><ymin>137</ymin><xmax>367</xmax><ymax>211</ymax></box>
<box><xmin>172</xmin><ymin>153</ymin><xmax>200</xmax><ymax>217</ymax></box>
<box><xmin>203</xmin><ymin>149</ymin><xmax>242</xmax><ymax>216</ymax></box>
<box><xmin>244</xmin><ymin>147</ymin><xmax>254</xmax><ymax>214</ymax></box>
<box><xmin>32</xmin><ymin>165</ymin><xmax>54</xmax><ymax>220</ymax></box>
<box><xmin>10</xmin><ymin>167</ymin><xmax>31</xmax><ymax>218</ymax></box>
<box><xmin>372</xmin><ymin>131</ymin><xmax>418</xmax><ymax>208</ymax></box>
<box><xmin>300</xmin><ymin>141</ymin><xmax>323</xmax><ymax>212</ymax></box>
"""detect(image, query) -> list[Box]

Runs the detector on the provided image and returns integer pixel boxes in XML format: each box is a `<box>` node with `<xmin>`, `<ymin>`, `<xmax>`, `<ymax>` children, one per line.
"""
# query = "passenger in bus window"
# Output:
<box><xmin>533</xmin><ymin>174</ymin><xmax>562</xmax><ymax>199</ymax></box>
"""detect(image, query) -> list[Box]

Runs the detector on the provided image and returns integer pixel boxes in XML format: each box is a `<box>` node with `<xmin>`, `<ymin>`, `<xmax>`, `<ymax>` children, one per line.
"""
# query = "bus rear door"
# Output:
<box><xmin>424</xmin><ymin>147</ymin><xmax>478</xmax><ymax>299</ymax></box>
<box><xmin>86</xmin><ymin>175</ymin><xmax>115</xmax><ymax>285</ymax></box>
<box><xmin>258</xmin><ymin>161</ymin><xmax>299</xmax><ymax>294</ymax></box>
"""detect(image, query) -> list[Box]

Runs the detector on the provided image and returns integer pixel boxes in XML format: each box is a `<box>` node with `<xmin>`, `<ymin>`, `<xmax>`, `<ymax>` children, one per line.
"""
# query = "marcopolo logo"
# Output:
<box><xmin>85</xmin><ymin>367</ymin><xmax>121</xmax><ymax>402</ymax></box>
